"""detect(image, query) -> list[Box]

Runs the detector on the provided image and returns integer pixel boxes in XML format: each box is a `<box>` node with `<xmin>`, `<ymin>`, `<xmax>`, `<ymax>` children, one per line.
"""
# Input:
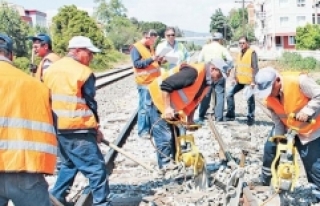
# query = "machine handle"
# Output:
<box><xmin>288</xmin><ymin>113</ymin><xmax>315</xmax><ymax>124</ymax></box>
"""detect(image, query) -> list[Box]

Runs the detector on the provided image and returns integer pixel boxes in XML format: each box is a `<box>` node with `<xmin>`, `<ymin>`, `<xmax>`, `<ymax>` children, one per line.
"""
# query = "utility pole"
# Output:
<box><xmin>235</xmin><ymin>0</ymin><xmax>252</xmax><ymax>36</ymax></box>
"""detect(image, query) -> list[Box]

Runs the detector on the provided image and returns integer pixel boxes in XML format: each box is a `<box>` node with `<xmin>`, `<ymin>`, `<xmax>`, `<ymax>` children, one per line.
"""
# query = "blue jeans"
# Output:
<box><xmin>226</xmin><ymin>83</ymin><xmax>255</xmax><ymax>118</ymax></box>
<box><xmin>146</xmin><ymin>93</ymin><xmax>175</xmax><ymax>169</ymax></box>
<box><xmin>198</xmin><ymin>78</ymin><xmax>226</xmax><ymax>121</ymax></box>
<box><xmin>261</xmin><ymin>126</ymin><xmax>320</xmax><ymax>188</ymax></box>
<box><xmin>50</xmin><ymin>133</ymin><xmax>111</xmax><ymax>206</ymax></box>
<box><xmin>137</xmin><ymin>85</ymin><xmax>151</xmax><ymax>137</ymax></box>
<box><xmin>0</xmin><ymin>173</ymin><xmax>51</xmax><ymax>206</ymax></box>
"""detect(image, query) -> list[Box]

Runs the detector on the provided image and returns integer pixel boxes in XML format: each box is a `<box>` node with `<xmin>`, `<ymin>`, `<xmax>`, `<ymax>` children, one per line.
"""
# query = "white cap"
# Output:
<box><xmin>209</xmin><ymin>58</ymin><xmax>228</xmax><ymax>78</ymax></box>
<box><xmin>254</xmin><ymin>67</ymin><xmax>278</xmax><ymax>99</ymax></box>
<box><xmin>68</xmin><ymin>36</ymin><xmax>101</xmax><ymax>53</ymax></box>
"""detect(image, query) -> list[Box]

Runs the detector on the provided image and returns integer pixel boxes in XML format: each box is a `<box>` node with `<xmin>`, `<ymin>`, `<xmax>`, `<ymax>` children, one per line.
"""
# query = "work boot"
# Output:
<box><xmin>247</xmin><ymin>117</ymin><xmax>255</xmax><ymax>126</ymax></box>
<box><xmin>194</xmin><ymin>118</ymin><xmax>205</xmax><ymax>125</ymax></box>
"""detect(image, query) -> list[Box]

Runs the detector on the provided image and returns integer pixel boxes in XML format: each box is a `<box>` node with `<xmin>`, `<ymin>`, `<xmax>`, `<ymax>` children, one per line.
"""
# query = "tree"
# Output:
<box><xmin>107</xmin><ymin>16</ymin><xmax>141</xmax><ymax>50</ymax></box>
<box><xmin>0</xmin><ymin>2</ymin><xmax>29</xmax><ymax>57</ymax></box>
<box><xmin>296</xmin><ymin>24</ymin><xmax>320</xmax><ymax>50</ymax></box>
<box><xmin>51</xmin><ymin>5</ymin><xmax>116</xmax><ymax>70</ymax></box>
<box><xmin>138</xmin><ymin>21</ymin><xmax>167</xmax><ymax>38</ymax></box>
<box><xmin>94</xmin><ymin>0</ymin><xmax>127</xmax><ymax>25</ymax></box>
<box><xmin>209</xmin><ymin>8</ymin><xmax>232</xmax><ymax>40</ymax></box>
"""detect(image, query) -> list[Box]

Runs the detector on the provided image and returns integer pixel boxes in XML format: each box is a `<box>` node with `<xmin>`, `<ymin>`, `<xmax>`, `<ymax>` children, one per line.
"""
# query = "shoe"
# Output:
<box><xmin>225</xmin><ymin>116</ymin><xmax>235</xmax><ymax>121</ymax></box>
<box><xmin>194</xmin><ymin>118</ymin><xmax>205</xmax><ymax>125</ymax></box>
<box><xmin>139</xmin><ymin>133</ymin><xmax>150</xmax><ymax>139</ymax></box>
<box><xmin>247</xmin><ymin>117</ymin><xmax>255</xmax><ymax>126</ymax></box>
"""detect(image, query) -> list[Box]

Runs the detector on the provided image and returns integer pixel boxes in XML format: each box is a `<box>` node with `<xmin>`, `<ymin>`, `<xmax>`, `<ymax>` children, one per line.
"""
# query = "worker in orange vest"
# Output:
<box><xmin>148</xmin><ymin>58</ymin><xmax>228</xmax><ymax>172</ymax></box>
<box><xmin>0</xmin><ymin>34</ymin><xmax>57</xmax><ymax>206</ymax></box>
<box><xmin>253</xmin><ymin>67</ymin><xmax>320</xmax><ymax>202</ymax></box>
<box><xmin>130</xmin><ymin>29</ymin><xmax>162</xmax><ymax>139</ymax></box>
<box><xmin>28</xmin><ymin>34</ymin><xmax>60</xmax><ymax>81</ymax></box>
<box><xmin>43</xmin><ymin>36</ymin><xmax>111</xmax><ymax>206</ymax></box>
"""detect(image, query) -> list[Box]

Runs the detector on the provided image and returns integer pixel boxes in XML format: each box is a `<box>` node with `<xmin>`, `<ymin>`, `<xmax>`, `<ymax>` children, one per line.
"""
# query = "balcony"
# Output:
<box><xmin>256</xmin><ymin>11</ymin><xmax>266</xmax><ymax>20</ymax></box>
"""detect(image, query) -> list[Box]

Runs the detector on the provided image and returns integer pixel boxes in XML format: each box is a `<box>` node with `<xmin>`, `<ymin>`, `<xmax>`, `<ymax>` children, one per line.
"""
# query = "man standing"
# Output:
<box><xmin>195</xmin><ymin>32</ymin><xmax>233</xmax><ymax>124</ymax></box>
<box><xmin>29</xmin><ymin>33</ymin><xmax>60</xmax><ymax>81</ymax></box>
<box><xmin>147</xmin><ymin>59</ymin><xmax>228</xmax><ymax>170</ymax></box>
<box><xmin>131</xmin><ymin>30</ymin><xmax>161</xmax><ymax>139</ymax></box>
<box><xmin>44</xmin><ymin>36</ymin><xmax>111</xmax><ymax>206</ymax></box>
<box><xmin>253</xmin><ymin>67</ymin><xmax>320</xmax><ymax>202</ymax></box>
<box><xmin>156</xmin><ymin>27</ymin><xmax>190</xmax><ymax>70</ymax></box>
<box><xmin>226</xmin><ymin>36</ymin><xmax>258</xmax><ymax>125</ymax></box>
<box><xmin>0</xmin><ymin>34</ymin><xmax>57</xmax><ymax>206</ymax></box>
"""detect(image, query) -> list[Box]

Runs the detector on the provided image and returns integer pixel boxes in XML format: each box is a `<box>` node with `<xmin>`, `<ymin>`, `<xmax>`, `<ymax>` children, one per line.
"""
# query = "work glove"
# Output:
<box><xmin>29</xmin><ymin>63</ymin><xmax>37</xmax><ymax>73</ymax></box>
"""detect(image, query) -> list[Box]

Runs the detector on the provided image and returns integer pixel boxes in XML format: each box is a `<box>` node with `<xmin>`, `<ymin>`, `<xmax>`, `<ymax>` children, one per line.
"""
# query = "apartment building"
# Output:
<box><xmin>252</xmin><ymin>0</ymin><xmax>319</xmax><ymax>50</ymax></box>
<box><xmin>7</xmin><ymin>3</ymin><xmax>47</xmax><ymax>27</ymax></box>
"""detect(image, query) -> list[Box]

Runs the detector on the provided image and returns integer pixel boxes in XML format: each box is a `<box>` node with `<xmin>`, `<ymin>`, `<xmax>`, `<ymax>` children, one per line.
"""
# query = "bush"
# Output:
<box><xmin>279</xmin><ymin>52</ymin><xmax>320</xmax><ymax>71</ymax></box>
<box><xmin>13</xmin><ymin>57</ymin><xmax>29</xmax><ymax>72</ymax></box>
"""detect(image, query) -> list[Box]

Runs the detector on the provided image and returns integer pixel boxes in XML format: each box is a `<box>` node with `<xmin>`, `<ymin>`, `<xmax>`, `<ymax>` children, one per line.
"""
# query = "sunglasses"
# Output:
<box><xmin>166</xmin><ymin>34</ymin><xmax>175</xmax><ymax>37</ymax></box>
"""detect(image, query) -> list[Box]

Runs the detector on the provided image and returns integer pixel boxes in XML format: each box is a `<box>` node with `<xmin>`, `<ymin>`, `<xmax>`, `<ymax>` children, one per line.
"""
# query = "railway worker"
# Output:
<box><xmin>28</xmin><ymin>33</ymin><xmax>60</xmax><ymax>81</ymax></box>
<box><xmin>131</xmin><ymin>29</ymin><xmax>162</xmax><ymax>139</ymax></box>
<box><xmin>0</xmin><ymin>34</ymin><xmax>57</xmax><ymax>206</ymax></box>
<box><xmin>43</xmin><ymin>36</ymin><xmax>111</xmax><ymax>206</ymax></box>
<box><xmin>226</xmin><ymin>36</ymin><xmax>258</xmax><ymax>126</ymax></box>
<box><xmin>253</xmin><ymin>67</ymin><xmax>320</xmax><ymax>201</ymax></box>
<box><xmin>147</xmin><ymin>58</ymin><xmax>229</xmax><ymax>171</ymax></box>
<box><xmin>195</xmin><ymin>32</ymin><xmax>233</xmax><ymax>124</ymax></box>
<box><xmin>155</xmin><ymin>27</ymin><xmax>190</xmax><ymax>70</ymax></box>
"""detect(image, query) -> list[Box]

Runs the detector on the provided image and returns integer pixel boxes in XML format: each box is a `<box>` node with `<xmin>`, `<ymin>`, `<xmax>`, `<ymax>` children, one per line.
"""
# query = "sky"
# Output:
<box><xmin>8</xmin><ymin>0</ymin><xmax>238</xmax><ymax>33</ymax></box>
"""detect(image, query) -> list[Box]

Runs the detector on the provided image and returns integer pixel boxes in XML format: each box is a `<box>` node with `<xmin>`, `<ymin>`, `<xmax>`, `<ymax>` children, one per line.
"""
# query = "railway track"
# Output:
<box><xmin>45</xmin><ymin>51</ymin><xmax>319</xmax><ymax>206</ymax></box>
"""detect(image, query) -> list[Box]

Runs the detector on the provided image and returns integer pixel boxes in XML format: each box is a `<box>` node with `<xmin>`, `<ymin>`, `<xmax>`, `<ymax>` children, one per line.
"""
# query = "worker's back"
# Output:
<box><xmin>199</xmin><ymin>41</ymin><xmax>228</xmax><ymax>62</ymax></box>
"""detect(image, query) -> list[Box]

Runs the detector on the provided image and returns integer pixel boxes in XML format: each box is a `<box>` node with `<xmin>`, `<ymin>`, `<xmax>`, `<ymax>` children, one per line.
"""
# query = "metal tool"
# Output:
<box><xmin>207</xmin><ymin>115</ymin><xmax>238</xmax><ymax>169</ymax></box>
<box><xmin>164</xmin><ymin>113</ymin><xmax>208</xmax><ymax>190</ymax></box>
<box><xmin>224</xmin><ymin>150</ymin><xmax>248</xmax><ymax>206</ymax></box>
<box><xmin>270</xmin><ymin>113</ymin><xmax>315</xmax><ymax>193</ymax></box>
<box><xmin>102</xmin><ymin>138</ymin><xmax>157</xmax><ymax>173</ymax></box>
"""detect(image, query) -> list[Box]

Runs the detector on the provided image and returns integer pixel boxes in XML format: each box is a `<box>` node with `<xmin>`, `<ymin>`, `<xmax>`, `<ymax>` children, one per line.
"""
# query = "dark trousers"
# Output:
<box><xmin>198</xmin><ymin>78</ymin><xmax>226</xmax><ymax>121</ymax></box>
<box><xmin>226</xmin><ymin>83</ymin><xmax>255</xmax><ymax>118</ymax></box>
<box><xmin>261</xmin><ymin>125</ymin><xmax>320</xmax><ymax>189</ymax></box>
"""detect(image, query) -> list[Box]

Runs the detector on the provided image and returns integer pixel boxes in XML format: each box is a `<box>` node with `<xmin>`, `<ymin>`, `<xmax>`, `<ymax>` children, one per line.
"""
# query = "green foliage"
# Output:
<box><xmin>279</xmin><ymin>52</ymin><xmax>320</xmax><ymax>71</ymax></box>
<box><xmin>184</xmin><ymin>42</ymin><xmax>201</xmax><ymax>51</ymax></box>
<box><xmin>94</xmin><ymin>0</ymin><xmax>127</xmax><ymax>25</ymax></box>
<box><xmin>51</xmin><ymin>5</ymin><xmax>117</xmax><ymax>70</ymax></box>
<box><xmin>210</xmin><ymin>8</ymin><xmax>232</xmax><ymax>40</ymax></box>
<box><xmin>0</xmin><ymin>1</ymin><xmax>30</xmax><ymax>57</ymax></box>
<box><xmin>296</xmin><ymin>24</ymin><xmax>320</xmax><ymax>50</ymax></box>
<box><xmin>137</xmin><ymin>21</ymin><xmax>167</xmax><ymax>38</ymax></box>
<box><xmin>13</xmin><ymin>57</ymin><xmax>29</xmax><ymax>71</ymax></box>
<box><xmin>227</xmin><ymin>8</ymin><xmax>255</xmax><ymax>42</ymax></box>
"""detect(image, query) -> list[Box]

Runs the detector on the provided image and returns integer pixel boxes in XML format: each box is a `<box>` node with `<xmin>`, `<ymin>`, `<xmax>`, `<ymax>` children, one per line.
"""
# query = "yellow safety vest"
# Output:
<box><xmin>236</xmin><ymin>48</ymin><xmax>254</xmax><ymax>84</ymax></box>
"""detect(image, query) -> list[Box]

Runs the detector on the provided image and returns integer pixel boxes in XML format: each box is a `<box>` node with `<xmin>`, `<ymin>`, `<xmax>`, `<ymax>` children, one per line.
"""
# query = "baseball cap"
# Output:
<box><xmin>0</xmin><ymin>34</ymin><xmax>13</xmax><ymax>52</ymax></box>
<box><xmin>255</xmin><ymin>67</ymin><xmax>278</xmax><ymax>99</ymax></box>
<box><xmin>212</xmin><ymin>32</ymin><xmax>224</xmax><ymax>40</ymax></box>
<box><xmin>68</xmin><ymin>36</ymin><xmax>101</xmax><ymax>53</ymax></box>
<box><xmin>209</xmin><ymin>58</ymin><xmax>228</xmax><ymax>78</ymax></box>
<box><xmin>29</xmin><ymin>33</ymin><xmax>52</xmax><ymax>45</ymax></box>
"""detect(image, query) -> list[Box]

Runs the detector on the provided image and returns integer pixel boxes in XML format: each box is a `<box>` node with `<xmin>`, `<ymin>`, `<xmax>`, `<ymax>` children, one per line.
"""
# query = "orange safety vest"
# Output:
<box><xmin>148</xmin><ymin>63</ymin><xmax>210</xmax><ymax>116</ymax></box>
<box><xmin>0</xmin><ymin>60</ymin><xmax>57</xmax><ymax>174</ymax></box>
<box><xmin>265</xmin><ymin>72</ymin><xmax>320</xmax><ymax>134</ymax></box>
<box><xmin>35</xmin><ymin>52</ymin><xmax>60</xmax><ymax>81</ymax></box>
<box><xmin>236</xmin><ymin>48</ymin><xmax>254</xmax><ymax>84</ymax></box>
<box><xmin>43</xmin><ymin>57</ymin><xmax>98</xmax><ymax>130</ymax></box>
<box><xmin>133</xmin><ymin>42</ymin><xmax>160</xmax><ymax>85</ymax></box>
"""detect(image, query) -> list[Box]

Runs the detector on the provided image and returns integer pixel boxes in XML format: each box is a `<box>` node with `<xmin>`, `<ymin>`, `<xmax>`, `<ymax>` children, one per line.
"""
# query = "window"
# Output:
<box><xmin>297</xmin><ymin>16</ymin><xmax>306</xmax><ymax>26</ymax></box>
<box><xmin>280</xmin><ymin>17</ymin><xmax>289</xmax><ymax>26</ymax></box>
<box><xmin>297</xmin><ymin>0</ymin><xmax>305</xmax><ymax>7</ymax></box>
<box><xmin>288</xmin><ymin>36</ymin><xmax>295</xmax><ymax>45</ymax></box>
<box><xmin>279</xmin><ymin>0</ymin><xmax>288</xmax><ymax>8</ymax></box>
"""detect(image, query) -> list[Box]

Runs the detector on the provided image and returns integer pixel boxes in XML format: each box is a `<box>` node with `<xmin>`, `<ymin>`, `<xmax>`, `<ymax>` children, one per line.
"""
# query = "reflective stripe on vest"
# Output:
<box><xmin>51</xmin><ymin>94</ymin><xmax>86</xmax><ymax>104</ymax></box>
<box><xmin>135</xmin><ymin>68</ymin><xmax>160</xmax><ymax>76</ymax></box>
<box><xmin>0</xmin><ymin>117</ymin><xmax>55</xmax><ymax>135</ymax></box>
<box><xmin>0</xmin><ymin>140</ymin><xmax>56</xmax><ymax>155</ymax></box>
